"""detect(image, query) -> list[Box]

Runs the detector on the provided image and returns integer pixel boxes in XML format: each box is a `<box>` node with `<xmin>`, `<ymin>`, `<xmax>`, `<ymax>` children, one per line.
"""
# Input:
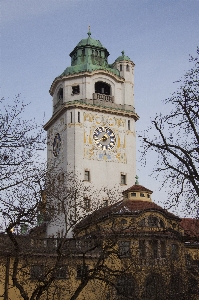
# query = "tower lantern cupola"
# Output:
<box><xmin>123</xmin><ymin>183</ymin><xmax>153</xmax><ymax>202</ymax></box>
<box><xmin>61</xmin><ymin>30</ymin><xmax>117</xmax><ymax>76</ymax></box>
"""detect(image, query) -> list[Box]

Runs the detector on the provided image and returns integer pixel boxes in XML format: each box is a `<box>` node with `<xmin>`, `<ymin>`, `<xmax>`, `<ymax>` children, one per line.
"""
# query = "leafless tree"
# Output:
<box><xmin>140</xmin><ymin>48</ymin><xmax>199</xmax><ymax>213</ymax></box>
<box><xmin>1</xmin><ymin>94</ymin><xmax>198</xmax><ymax>299</ymax></box>
<box><xmin>0</xmin><ymin>94</ymin><xmax>45</xmax><ymax>193</ymax></box>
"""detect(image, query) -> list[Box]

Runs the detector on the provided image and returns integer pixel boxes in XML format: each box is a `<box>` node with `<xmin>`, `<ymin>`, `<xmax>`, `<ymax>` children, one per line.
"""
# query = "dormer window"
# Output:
<box><xmin>72</xmin><ymin>85</ymin><xmax>80</xmax><ymax>95</ymax></box>
<box><xmin>131</xmin><ymin>192</ymin><xmax>136</xmax><ymax>197</ymax></box>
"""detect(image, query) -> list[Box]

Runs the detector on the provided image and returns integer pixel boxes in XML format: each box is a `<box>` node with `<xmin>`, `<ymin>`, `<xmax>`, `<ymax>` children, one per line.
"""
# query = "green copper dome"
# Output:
<box><xmin>77</xmin><ymin>35</ymin><xmax>103</xmax><ymax>48</ymax></box>
<box><xmin>60</xmin><ymin>30</ymin><xmax>120</xmax><ymax>78</ymax></box>
<box><xmin>115</xmin><ymin>50</ymin><xmax>131</xmax><ymax>62</ymax></box>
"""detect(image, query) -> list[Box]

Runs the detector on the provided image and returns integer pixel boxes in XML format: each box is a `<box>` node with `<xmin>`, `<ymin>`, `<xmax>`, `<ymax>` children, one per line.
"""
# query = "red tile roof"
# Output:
<box><xmin>75</xmin><ymin>199</ymin><xmax>179</xmax><ymax>231</ymax></box>
<box><xmin>180</xmin><ymin>218</ymin><xmax>199</xmax><ymax>238</ymax></box>
<box><xmin>123</xmin><ymin>184</ymin><xmax>153</xmax><ymax>195</ymax></box>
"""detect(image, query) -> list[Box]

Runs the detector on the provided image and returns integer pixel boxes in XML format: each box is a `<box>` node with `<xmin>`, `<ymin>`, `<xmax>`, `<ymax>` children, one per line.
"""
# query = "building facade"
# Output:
<box><xmin>1</xmin><ymin>184</ymin><xmax>199</xmax><ymax>300</ymax></box>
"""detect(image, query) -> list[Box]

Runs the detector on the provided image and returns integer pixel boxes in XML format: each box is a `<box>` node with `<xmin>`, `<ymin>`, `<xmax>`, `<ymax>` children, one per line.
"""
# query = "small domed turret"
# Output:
<box><xmin>115</xmin><ymin>50</ymin><xmax>131</xmax><ymax>62</ymax></box>
<box><xmin>123</xmin><ymin>177</ymin><xmax>153</xmax><ymax>202</ymax></box>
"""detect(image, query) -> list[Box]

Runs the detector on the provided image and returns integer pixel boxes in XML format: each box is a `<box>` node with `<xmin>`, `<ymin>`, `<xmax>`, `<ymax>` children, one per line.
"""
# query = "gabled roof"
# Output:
<box><xmin>75</xmin><ymin>199</ymin><xmax>179</xmax><ymax>232</ymax></box>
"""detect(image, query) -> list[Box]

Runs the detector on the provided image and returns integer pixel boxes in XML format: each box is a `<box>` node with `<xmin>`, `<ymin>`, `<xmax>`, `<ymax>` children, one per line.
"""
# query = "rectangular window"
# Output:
<box><xmin>128</xmin><ymin>120</ymin><xmax>130</xmax><ymax>130</ymax></box>
<box><xmin>84</xmin><ymin>198</ymin><xmax>91</xmax><ymax>211</ymax></box>
<box><xmin>171</xmin><ymin>244</ymin><xmax>178</xmax><ymax>260</ymax></box>
<box><xmin>139</xmin><ymin>240</ymin><xmax>146</xmax><ymax>258</ymax></box>
<box><xmin>161</xmin><ymin>241</ymin><xmax>166</xmax><ymax>258</ymax></box>
<box><xmin>72</xmin><ymin>85</ymin><xmax>80</xmax><ymax>95</ymax></box>
<box><xmin>70</xmin><ymin>112</ymin><xmax>72</xmax><ymax>123</ymax></box>
<box><xmin>151</xmin><ymin>240</ymin><xmax>158</xmax><ymax>259</ymax></box>
<box><xmin>56</xmin><ymin>265</ymin><xmax>68</xmax><ymax>279</ymax></box>
<box><xmin>78</xmin><ymin>111</ymin><xmax>80</xmax><ymax>123</ymax></box>
<box><xmin>31</xmin><ymin>265</ymin><xmax>44</xmax><ymax>280</ymax></box>
<box><xmin>120</xmin><ymin>64</ymin><xmax>122</xmax><ymax>71</ymax></box>
<box><xmin>118</xmin><ymin>241</ymin><xmax>131</xmax><ymax>257</ymax></box>
<box><xmin>131</xmin><ymin>192</ymin><xmax>136</xmax><ymax>197</ymax></box>
<box><xmin>84</xmin><ymin>170</ymin><xmax>90</xmax><ymax>181</ymax></box>
<box><xmin>76</xmin><ymin>265</ymin><xmax>88</xmax><ymax>279</ymax></box>
<box><xmin>121</xmin><ymin>174</ymin><xmax>126</xmax><ymax>185</ymax></box>
<box><xmin>140</xmin><ymin>193</ymin><xmax>145</xmax><ymax>197</ymax></box>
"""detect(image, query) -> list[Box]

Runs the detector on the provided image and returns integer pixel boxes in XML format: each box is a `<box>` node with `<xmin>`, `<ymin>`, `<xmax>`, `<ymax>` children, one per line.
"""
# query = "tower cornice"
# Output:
<box><xmin>44</xmin><ymin>100</ymin><xmax>139</xmax><ymax>131</ymax></box>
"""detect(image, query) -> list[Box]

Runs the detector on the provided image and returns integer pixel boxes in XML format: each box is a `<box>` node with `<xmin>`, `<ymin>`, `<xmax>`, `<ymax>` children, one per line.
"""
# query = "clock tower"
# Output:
<box><xmin>44</xmin><ymin>30</ymin><xmax>139</xmax><ymax>237</ymax></box>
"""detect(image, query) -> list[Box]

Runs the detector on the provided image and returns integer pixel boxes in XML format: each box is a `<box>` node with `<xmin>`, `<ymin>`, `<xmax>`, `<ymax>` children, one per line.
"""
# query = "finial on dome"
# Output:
<box><xmin>87</xmin><ymin>25</ymin><xmax>91</xmax><ymax>37</ymax></box>
<box><xmin>121</xmin><ymin>50</ymin><xmax>125</xmax><ymax>56</ymax></box>
<box><xmin>135</xmin><ymin>175</ymin><xmax>139</xmax><ymax>185</ymax></box>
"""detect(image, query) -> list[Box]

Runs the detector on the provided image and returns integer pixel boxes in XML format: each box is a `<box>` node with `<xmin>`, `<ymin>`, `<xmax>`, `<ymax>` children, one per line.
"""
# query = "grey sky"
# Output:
<box><xmin>1</xmin><ymin>0</ymin><xmax>199</xmax><ymax>216</ymax></box>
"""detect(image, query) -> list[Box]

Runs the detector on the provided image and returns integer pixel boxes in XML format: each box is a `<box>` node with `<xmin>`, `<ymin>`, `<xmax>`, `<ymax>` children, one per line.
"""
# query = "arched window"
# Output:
<box><xmin>117</xmin><ymin>274</ymin><xmax>136</xmax><ymax>299</ymax></box>
<box><xmin>95</xmin><ymin>81</ymin><xmax>111</xmax><ymax>95</ymax></box>
<box><xmin>148</xmin><ymin>216</ymin><xmax>159</xmax><ymax>227</ymax></box>
<box><xmin>159</xmin><ymin>219</ymin><xmax>165</xmax><ymax>228</ymax></box>
<box><xmin>57</xmin><ymin>87</ymin><xmax>63</xmax><ymax>102</ymax></box>
<box><xmin>170</xmin><ymin>273</ymin><xmax>184</xmax><ymax>299</ymax></box>
<box><xmin>121</xmin><ymin>219</ymin><xmax>127</xmax><ymax>226</ymax></box>
<box><xmin>138</xmin><ymin>218</ymin><xmax>146</xmax><ymax>227</ymax></box>
<box><xmin>126</xmin><ymin>64</ymin><xmax>130</xmax><ymax>71</ymax></box>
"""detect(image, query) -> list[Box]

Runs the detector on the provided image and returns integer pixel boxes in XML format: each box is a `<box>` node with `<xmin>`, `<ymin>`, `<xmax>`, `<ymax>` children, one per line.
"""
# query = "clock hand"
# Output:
<box><xmin>98</xmin><ymin>134</ymin><xmax>109</xmax><ymax>142</ymax></box>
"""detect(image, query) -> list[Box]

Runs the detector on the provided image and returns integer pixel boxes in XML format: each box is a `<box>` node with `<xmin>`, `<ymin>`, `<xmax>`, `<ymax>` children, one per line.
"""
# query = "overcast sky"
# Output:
<box><xmin>1</xmin><ymin>0</ymin><xmax>199</xmax><ymax>216</ymax></box>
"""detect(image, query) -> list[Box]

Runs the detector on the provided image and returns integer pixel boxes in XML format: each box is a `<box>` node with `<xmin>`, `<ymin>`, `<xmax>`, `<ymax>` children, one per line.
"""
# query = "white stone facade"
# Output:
<box><xmin>44</xmin><ymin>45</ymin><xmax>139</xmax><ymax>237</ymax></box>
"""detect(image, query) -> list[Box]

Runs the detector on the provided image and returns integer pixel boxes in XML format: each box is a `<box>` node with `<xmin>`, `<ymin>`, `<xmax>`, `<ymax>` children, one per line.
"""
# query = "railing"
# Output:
<box><xmin>93</xmin><ymin>93</ymin><xmax>114</xmax><ymax>103</ymax></box>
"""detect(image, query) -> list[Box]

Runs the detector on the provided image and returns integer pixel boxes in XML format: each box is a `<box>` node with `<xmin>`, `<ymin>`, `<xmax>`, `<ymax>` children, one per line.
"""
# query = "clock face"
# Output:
<box><xmin>93</xmin><ymin>126</ymin><xmax>116</xmax><ymax>150</ymax></box>
<box><xmin>53</xmin><ymin>133</ymin><xmax>61</xmax><ymax>157</ymax></box>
